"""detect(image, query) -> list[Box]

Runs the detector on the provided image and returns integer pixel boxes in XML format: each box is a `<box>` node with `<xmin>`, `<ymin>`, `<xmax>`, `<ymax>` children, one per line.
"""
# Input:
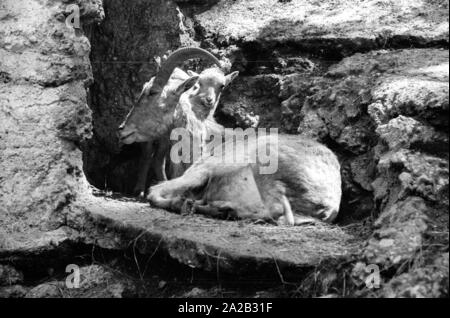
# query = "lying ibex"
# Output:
<box><xmin>147</xmin><ymin>133</ymin><xmax>342</xmax><ymax>225</ymax></box>
<box><xmin>118</xmin><ymin>47</ymin><xmax>238</xmax><ymax>195</ymax></box>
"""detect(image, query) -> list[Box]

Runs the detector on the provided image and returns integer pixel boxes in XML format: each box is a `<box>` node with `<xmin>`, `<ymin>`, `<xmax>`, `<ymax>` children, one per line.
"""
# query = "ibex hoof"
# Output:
<box><xmin>279</xmin><ymin>215</ymin><xmax>320</xmax><ymax>226</ymax></box>
<box><xmin>133</xmin><ymin>186</ymin><xmax>145</xmax><ymax>197</ymax></box>
<box><xmin>277</xmin><ymin>215</ymin><xmax>295</xmax><ymax>226</ymax></box>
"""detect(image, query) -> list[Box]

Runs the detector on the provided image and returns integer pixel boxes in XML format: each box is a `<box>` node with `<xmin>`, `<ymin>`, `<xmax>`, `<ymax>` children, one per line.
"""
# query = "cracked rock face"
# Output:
<box><xmin>297</xmin><ymin>49</ymin><xmax>448</xmax><ymax>217</ymax></box>
<box><xmin>364</xmin><ymin>197</ymin><xmax>429</xmax><ymax>266</ymax></box>
<box><xmin>299</xmin><ymin>49</ymin><xmax>448</xmax><ymax>295</ymax></box>
<box><xmin>196</xmin><ymin>0</ymin><xmax>449</xmax><ymax>56</ymax></box>
<box><xmin>380</xmin><ymin>252</ymin><xmax>449</xmax><ymax>298</ymax></box>
<box><xmin>0</xmin><ymin>0</ymin><xmax>103</xmax><ymax>248</ymax></box>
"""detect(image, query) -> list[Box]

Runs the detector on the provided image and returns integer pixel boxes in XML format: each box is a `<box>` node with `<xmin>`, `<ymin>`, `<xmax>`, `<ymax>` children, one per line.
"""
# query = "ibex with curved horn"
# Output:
<box><xmin>118</xmin><ymin>47</ymin><xmax>238</xmax><ymax>195</ymax></box>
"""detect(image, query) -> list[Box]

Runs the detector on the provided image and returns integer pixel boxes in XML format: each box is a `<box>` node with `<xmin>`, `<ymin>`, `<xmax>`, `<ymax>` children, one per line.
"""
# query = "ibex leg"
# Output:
<box><xmin>152</xmin><ymin>139</ymin><xmax>169</xmax><ymax>182</ymax></box>
<box><xmin>147</xmin><ymin>165</ymin><xmax>210</xmax><ymax>209</ymax></box>
<box><xmin>134</xmin><ymin>142</ymin><xmax>154</xmax><ymax>197</ymax></box>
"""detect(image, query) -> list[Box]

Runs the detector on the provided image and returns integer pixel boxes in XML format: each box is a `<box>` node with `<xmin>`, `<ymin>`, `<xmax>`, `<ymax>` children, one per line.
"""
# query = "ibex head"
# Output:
<box><xmin>184</xmin><ymin>68</ymin><xmax>238</xmax><ymax>120</ymax></box>
<box><xmin>117</xmin><ymin>47</ymin><xmax>225</xmax><ymax>144</ymax></box>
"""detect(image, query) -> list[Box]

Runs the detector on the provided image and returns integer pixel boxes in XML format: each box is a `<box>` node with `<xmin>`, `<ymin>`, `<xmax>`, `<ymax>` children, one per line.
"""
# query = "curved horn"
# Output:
<box><xmin>152</xmin><ymin>47</ymin><xmax>222</xmax><ymax>89</ymax></box>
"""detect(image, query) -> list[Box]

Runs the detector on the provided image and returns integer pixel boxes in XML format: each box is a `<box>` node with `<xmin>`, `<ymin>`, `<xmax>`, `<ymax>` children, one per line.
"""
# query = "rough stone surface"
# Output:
<box><xmin>0</xmin><ymin>264</ymin><xmax>23</xmax><ymax>286</ymax></box>
<box><xmin>364</xmin><ymin>197</ymin><xmax>429</xmax><ymax>266</ymax></box>
<box><xmin>0</xmin><ymin>0</ymin><xmax>102</xmax><ymax>249</ymax></box>
<box><xmin>218</xmin><ymin>74</ymin><xmax>282</xmax><ymax>128</ymax></box>
<box><xmin>294</xmin><ymin>50</ymin><xmax>447</xmax><ymax>295</ymax></box>
<box><xmin>380</xmin><ymin>253</ymin><xmax>449</xmax><ymax>298</ymax></box>
<box><xmin>0</xmin><ymin>284</ymin><xmax>29</xmax><ymax>298</ymax></box>
<box><xmin>196</xmin><ymin>0</ymin><xmax>448</xmax><ymax>56</ymax></box>
<box><xmin>68</xmin><ymin>196</ymin><xmax>357</xmax><ymax>275</ymax></box>
<box><xmin>25</xmin><ymin>264</ymin><xmax>137</xmax><ymax>298</ymax></box>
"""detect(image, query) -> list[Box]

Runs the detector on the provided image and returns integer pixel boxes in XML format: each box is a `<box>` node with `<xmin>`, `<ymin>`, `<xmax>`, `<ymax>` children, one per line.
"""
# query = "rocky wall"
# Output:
<box><xmin>0</xmin><ymin>0</ymin><xmax>104</xmax><ymax>250</ymax></box>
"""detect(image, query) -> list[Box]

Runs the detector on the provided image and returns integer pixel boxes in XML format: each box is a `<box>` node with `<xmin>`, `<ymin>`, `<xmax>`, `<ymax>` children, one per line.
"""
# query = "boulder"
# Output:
<box><xmin>0</xmin><ymin>0</ymin><xmax>102</xmax><ymax>253</ymax></box>
<box><xmin>380</xmin><ymin>253</ymin><xmax>449</xmax><ymax>298</ymax></box>
<box><xmin>364</xmin><ymin>197</ymin><xmax>428</xmax><ymax>266</ymax></box>
<box><xmin>68</xmin><ymin>196</ymin><xmax>358</xmax><ymax>277</ymax></box>
<box><xmin>196</xmin><ymin>0</ymin><xmax>448</xmax><ymax>56</ymax></box>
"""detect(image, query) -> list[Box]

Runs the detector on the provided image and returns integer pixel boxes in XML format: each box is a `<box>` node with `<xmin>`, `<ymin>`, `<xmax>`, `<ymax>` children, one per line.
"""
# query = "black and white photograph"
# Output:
<box><xmin>0</xmin><ymin>0</ymin><xmax>448</xmax><ymax>302</ymax></box>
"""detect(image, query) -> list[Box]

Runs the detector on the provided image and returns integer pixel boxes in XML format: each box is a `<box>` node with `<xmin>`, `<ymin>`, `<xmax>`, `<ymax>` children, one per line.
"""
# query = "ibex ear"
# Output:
<box><xmin>225</xmin><ymin>71</ymin><xmax>239</xmax><ymax>87</ymax></box>
<box><xmin>175</xmin><ymin>76</ymin><xmax>199</xmax><ymax>95</ymax></box>
<box><xmin>187</xmin><ymin>70</ymin><xmax>199</xmax><ymax>77</ymax></box>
